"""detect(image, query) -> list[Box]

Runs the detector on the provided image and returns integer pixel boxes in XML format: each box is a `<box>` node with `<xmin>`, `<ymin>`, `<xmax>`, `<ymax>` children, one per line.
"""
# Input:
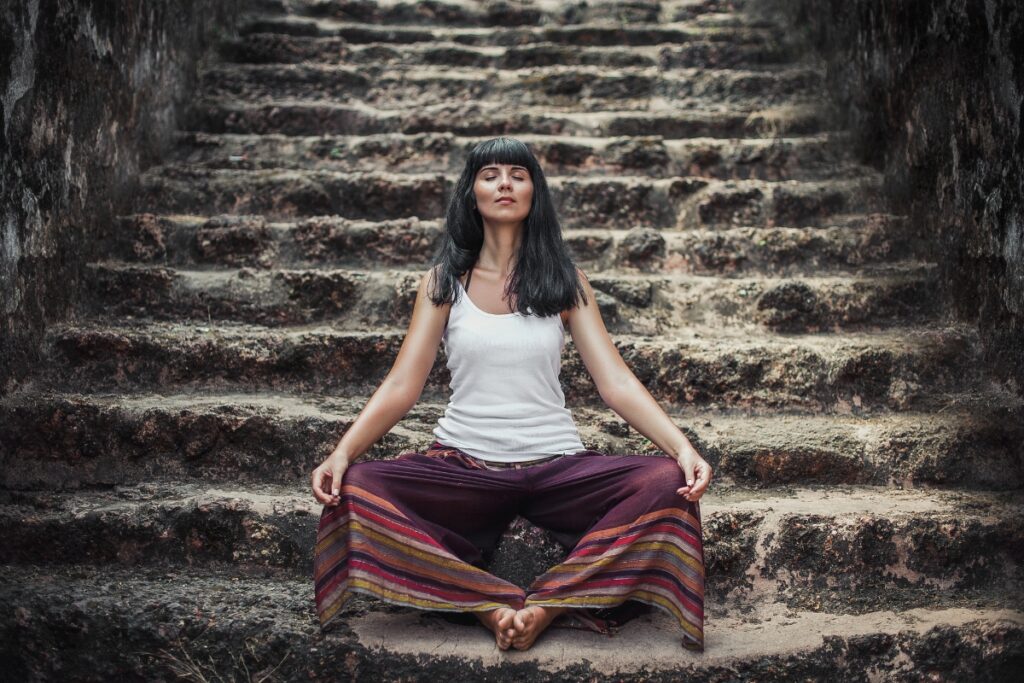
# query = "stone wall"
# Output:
<box><xmin>762</xmin><ymin>0</ymin><xmax>1024</xmax><ymax>393</ymax></box>
<box><xmin>0</xmin><ymin>0</ymin><xmax>244</xmax><ymax>392</ymax></box>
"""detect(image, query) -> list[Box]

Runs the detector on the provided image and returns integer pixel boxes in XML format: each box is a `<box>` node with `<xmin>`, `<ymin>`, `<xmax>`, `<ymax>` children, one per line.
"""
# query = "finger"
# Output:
<box><xmin>676</xmin><ymin>460</ymin><xmax>696</xmax><ymax>494</ymax></box>
<box><xmin>331</xmin><ymin>464</ymin><xmax>345</xmax><ymax>498</ymax></box>
<box><xmin>696</xmin><ymin>461</ymin><xmax>712</xmax><ymax>487</ymax></box>
<box><xmin>689</xmin><ymin>464</ymin><xmax>713</xmax><ymax>498</ymax></box>
<box><xmin>684</xmin><ymin>461</ymin><xmax>696</xmax><ymax>488</ymax></box>
<box><xmin>312</xmin><ymin>468</ymin><xmax>331</xmax><ymax>505</ymax></box>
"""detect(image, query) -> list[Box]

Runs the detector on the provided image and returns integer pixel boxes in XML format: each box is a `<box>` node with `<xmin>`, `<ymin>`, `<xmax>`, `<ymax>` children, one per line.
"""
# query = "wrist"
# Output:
<box><xmin>331</xmin><ymin>449</ymin><xmax>355</xmax><ymax>465</ymax></box>
<box><xmin>671</xmin><ymin>442</ymin><xmax>700</xmax><ymax>462</ymax></box>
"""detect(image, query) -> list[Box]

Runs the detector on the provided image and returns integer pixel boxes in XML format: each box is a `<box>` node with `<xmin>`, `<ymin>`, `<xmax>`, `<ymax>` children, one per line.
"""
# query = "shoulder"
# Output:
<box><xmin>572</xmin><ymin>265</ymin><xmax>595</xmax><ymax>297</ymax></box>
<box><xmin>425</xmin><ymin>264</ymin><xmax>442</xmax><ymax>282</ymax></box>
<box><xmin>415</xmin><ymin>265</ymin><xmax>452</xmax><ymax>310</ymax></box>
<box><xmin>562</xmin><ymin>266</ymin><xmax>594</xmax><ymax>326</ymax></box>
<box><xmin>420</xmin><ymin>264</ymin><xmax>443</xmax><ymax>292</ymax></box>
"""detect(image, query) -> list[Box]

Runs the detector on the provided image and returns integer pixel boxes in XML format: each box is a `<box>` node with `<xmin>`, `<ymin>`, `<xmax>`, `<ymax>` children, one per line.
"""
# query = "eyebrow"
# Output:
<box><xmin>479</xmin><ymin>165</ymin><xmax>528</xmax><ymax>173</ymax></box>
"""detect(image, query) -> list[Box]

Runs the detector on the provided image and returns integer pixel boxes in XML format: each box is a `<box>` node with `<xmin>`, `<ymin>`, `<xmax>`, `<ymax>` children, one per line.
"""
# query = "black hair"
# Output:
<box><xmin>426</xmin><ymin>136</ymin><xmax>589</xmax><ymax>317</ymax></box>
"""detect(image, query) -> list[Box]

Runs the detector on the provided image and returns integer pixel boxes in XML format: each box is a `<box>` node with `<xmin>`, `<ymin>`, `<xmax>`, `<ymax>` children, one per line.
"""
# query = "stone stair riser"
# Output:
<box><xmin>3</xmin><ymin>397</ymin><xmax>1022</xmax><ymax>490</ymax></box>
<box><xmin>109</xmin><ymin>214</ymin><xmax>918</xmax><ymax>275</ymax></box>
<box><xmin>198</xmin><ymin>64</ymin><xmax>822</xmax><ymax>107</ymax></box>
<box><xmin>236</xmin><ymin>18</ymin><xmax>777</xmax><ymax>46</ymax></box>
<box><xmin>136</xmin><ymin>171</ymin><xmax>877</xmax><ymax>229</ymax></box>
<box><xmin>185</xmin><ymin>101</ymin><xmax>828</xmax><ymax>138</ymax></box>
<box><xmin>268</xmin><ymin>0</ymin><xmax>766</xmax><ymax>28</ymax></box>
<box><xmin>218</xmin><ymin>35</ymin><xmax>795</xmax><ymax>70</ymax></box>
<box><xmin>172</xmin><ymin>131</ymin><xmax>857</xmax><ymax>182</ymax></box>
<box><xmin>3</xmin><ymin>565</ymin><xmax>1021</xmax><ymax>682</ymax></box>
<box><xmin>40</xmin><ymin>325</ymin><xmax>978</xmax><ymax>411</ymax></box>
<box><xmin>2</xmin><ymin>491</ymin><xmax>1020</xmax><ymax>599</ymax></box>
<box><xmin>83</xmin><ymin>263</ymin><xmax>938</xmax><ymax>332</ymax></box>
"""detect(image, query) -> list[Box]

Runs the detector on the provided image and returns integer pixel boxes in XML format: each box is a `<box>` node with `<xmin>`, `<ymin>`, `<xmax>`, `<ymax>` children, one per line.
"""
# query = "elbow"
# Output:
<box><xmin>381</xmin><ymin>373</ymin><xmax>422</xmax><ymax>412</ymax></box>
<box><xmin>598</xmin><ymin>372</ymin><xmax>638</xmax><ymax>410</ymax></box>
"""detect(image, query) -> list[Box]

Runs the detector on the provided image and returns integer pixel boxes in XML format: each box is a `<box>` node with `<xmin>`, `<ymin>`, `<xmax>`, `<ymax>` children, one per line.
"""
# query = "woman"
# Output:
<box><xmin>310</xmin><ymin>137</ymin><xmax>712</xmax><ymax>652</ymax></box>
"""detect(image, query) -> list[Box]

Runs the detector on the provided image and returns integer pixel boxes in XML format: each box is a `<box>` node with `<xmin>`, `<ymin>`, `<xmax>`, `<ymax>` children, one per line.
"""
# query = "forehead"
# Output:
<box><xmin>477</xmin><ymin>164</ymin><xmax>528</xmax><ymax>174</ymax></box>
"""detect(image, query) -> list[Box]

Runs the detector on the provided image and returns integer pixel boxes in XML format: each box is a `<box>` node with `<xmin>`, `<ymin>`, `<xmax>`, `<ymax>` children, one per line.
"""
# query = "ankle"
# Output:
<box><xmin>526</xmin><ymin>604</ymin><xmax>568</xmax><ymax>617</ymax></box>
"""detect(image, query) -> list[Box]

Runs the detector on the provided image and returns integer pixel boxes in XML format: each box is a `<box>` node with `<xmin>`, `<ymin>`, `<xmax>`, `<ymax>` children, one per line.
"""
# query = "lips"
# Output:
<box><xmin>496</xmin><ymin>197</ymin><xmax>515</xmax><ymax>204</ymax></box>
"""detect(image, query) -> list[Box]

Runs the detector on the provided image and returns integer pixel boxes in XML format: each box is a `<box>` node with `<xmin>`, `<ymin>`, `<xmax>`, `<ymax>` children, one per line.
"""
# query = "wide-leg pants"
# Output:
<box><xmin>314</xmin><ymin>441</ymin><xmax>706</xmax><ymax>651</ymax></box>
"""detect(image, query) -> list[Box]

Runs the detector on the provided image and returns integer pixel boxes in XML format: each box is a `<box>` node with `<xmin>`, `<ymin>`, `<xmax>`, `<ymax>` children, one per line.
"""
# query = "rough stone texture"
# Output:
<box><xmin>0</xmin><ymin>0</ymin><xmax>244</xmax><ymax>393</ymax></box>
<box><xmin>103</xmin><ymin>214</ymin><xmax>920</xmax><ymax>275</ymax></box>
<box><xmin>3</xmin><ymin>393</ymin><xmax>1023</xmax><ymax>491</ymax></box>
<box><xmin>187</xmin><ymin>99</ymin><xmax>828</xmax><ymax>139</ymax></box>
<box><xmin>4</xmin><ymin>0</ymin><xmax>1024</xmax><ymax>678</ymax></box>
<box><xmin>78</xmin><ymin>262</ymin><xmax>938</xmax><ymax>333</ymax></box>
<box><xmin>36</xmin><ymin>321</ymin><xmax>980</xmax><ymax>412</ymax></box>
<box><xmin>763</xmin><ymin>0</ymin><xmax>1024</xmax><ymax>394</ymax></box>
<box><xmin>172</xmin><ymin>130</ymin><xmax>861</xmax><ymax>180</ymax></box>
<box><xmin>2</xmin><ymin>565</ymin><xmax>1022</xmax><ymax>682</ymax></box>
<box><xmin>1</xmin><ymin>482</ymin><xmax>1021</xmax><ymax>607</ymax></box>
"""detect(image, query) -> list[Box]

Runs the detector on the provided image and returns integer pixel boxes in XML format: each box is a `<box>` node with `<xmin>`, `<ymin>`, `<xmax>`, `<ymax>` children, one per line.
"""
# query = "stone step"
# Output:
<box><xmin>37</xmin><ymin>320</ymin><xmax>980</xmax><ymax>411</ymax></box>
<box><xmin>184</xmin><ymin>98</ymin><xmax>832</xmax><ymax>138</ymax></box>
<box><xmin>1</xmin><ymin>482</ymin><xmax>1021</xmax><ymax>604</ymax></box>
<box><xmin>109</xmin><ymin>213</ymin><xmax>919</xmax><ymax>274</ymax></box>
<box><xmin>266</xmin><ymin>0</ymin><xmax>762</xmax><ymax>28</ymax></box>
<box><xmin>170</xmin><ymin>131</ymin><xmax>864</xmax><ymax>182</ymax></box>
<box><xmin>2</xmin><ymin>564</ymin><xmax>1020</xmax><ymax>681</ymax></box>
<box><xmin>237</xmin><ymin>12</ymin><xmax>777</xmax><ymax>42</ymax></box>
<box><xmin>134</xmin><ymin>168</ymin><xmax>879</xmax><ymax>228</ymax></box>
<box><xmin>680</xmin><ymin>176</ymin><xmax>884</xmax><ymax>228</ymax></box>
<box><xmin>198</xmin><ymin>63</ymin><xmax>823</xmax><ymax>109</ymax></box>
<box><xmin>82</xmin><ymin>262</ymin><xmax>941</xmax><ymax>332</ymax></box>
<box><xmin>3</xmin><ymin>389</ymin><xmax>1022</xmax><ymax>491</ymax></box>
<box><xmin>217</xmin><ymin>34</ymin><xmax>796</xmax><ymax>70</ymax></box>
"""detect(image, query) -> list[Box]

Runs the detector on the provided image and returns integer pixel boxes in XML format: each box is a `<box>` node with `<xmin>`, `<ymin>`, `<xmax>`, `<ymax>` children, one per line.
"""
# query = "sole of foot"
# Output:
<box><xmin>475</xmin><ymin>607</ymin><xmax>518</xmax><ymax>650</ymax></box>
<box><xmin>510</xmin><ymin>605</ymin><xmax>569</xmax><ymax>650</ymax></box>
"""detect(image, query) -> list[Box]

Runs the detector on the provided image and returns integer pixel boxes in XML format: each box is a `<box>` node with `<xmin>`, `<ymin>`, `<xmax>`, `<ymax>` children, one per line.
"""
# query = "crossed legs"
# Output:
<box><xmin>313</xmin><ymin>449</ymin><xmax>704</xmax><ymax>651</ymax></box>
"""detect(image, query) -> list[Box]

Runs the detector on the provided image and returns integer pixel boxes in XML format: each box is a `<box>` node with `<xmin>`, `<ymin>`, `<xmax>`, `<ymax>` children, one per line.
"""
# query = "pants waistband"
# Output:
<box><xmin>425</xmin><ymin>442</ymin><xmax>568</xmax><ymax>470</ymax></box>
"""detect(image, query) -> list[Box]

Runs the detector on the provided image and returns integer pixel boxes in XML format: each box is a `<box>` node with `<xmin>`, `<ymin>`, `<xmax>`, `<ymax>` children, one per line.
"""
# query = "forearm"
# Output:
<box><xmin>331</xmin><ymin>375</ymin><xmax>417</xmax><ymax>464</ymax></box>
<box><xmin>601</xmin><ymin>375</ymin><xmax>700</xmax><ymax>461</ymax></box>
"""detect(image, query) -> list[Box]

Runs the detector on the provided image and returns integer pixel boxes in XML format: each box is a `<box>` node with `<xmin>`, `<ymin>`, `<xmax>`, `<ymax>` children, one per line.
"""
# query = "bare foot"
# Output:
<box><xmin>510</xmin><ymin>605</ymin><xmax>569</xmax><ymax>650</ymax></box>
<box><xmin>474</xmin><ymin>607</ymin><xmax>518</xmax><ymax>650</ymax></box>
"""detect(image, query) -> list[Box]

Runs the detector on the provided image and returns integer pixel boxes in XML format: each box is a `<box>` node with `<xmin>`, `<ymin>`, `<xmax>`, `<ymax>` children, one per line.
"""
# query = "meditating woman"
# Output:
<box><xmin>311</xmin><ymin>136</ymin><xmax>712</xmax><ymax>652</ymax></box>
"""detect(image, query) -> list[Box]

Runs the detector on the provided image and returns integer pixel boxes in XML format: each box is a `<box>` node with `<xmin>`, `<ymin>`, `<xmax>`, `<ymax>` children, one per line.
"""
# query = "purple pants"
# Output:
<box><xmin>314</xmin><ymin>441</ymin><xmax>706</xmax><ymax>650</ymax></box>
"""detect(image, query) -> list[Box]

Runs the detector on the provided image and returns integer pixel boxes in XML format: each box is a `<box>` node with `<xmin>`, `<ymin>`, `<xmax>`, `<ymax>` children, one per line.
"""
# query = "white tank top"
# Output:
<box><xmin>432</xmin><ymin>276</ymin><xmax>587</xmax><ymax>462</ymax></box>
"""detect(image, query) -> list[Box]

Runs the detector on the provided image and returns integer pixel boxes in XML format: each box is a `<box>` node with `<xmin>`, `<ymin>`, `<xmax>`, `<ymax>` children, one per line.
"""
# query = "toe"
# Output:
<box><xmin>498</xmin><ymin>610</ymin><xmax>515</xmax><ymax>629</ymax></box>
<box><xmin>513</xmin><ymin>611</ymin><xmax>527</xmax><ymax>631</ymax></box>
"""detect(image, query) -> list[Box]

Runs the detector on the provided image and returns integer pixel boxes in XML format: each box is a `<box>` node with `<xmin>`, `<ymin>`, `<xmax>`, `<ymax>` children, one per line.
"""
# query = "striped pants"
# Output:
<box><xmin>313</xmin><ymin>441</ymin><xmax>706</xmax><ymax>651</ymax></box>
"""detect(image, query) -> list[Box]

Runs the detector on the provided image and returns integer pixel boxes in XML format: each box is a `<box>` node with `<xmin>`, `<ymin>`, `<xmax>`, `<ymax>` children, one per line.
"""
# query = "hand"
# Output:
<box><xmin>311</xmin><ymin>452</ymin><xmax>349</xmax><ymax>507</ymax></box>
<box><xmin>675</xmin><ymin>451</ymin><xmax>712</xmax><ymax>502</ymax></box>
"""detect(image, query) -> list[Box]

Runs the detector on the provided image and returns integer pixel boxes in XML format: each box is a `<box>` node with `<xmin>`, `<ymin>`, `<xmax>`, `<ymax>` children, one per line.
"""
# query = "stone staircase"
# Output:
<box><xmin>3</xmin><ymin>0</ymin><xmax>1023</xmax><ymax>679</ymax></box>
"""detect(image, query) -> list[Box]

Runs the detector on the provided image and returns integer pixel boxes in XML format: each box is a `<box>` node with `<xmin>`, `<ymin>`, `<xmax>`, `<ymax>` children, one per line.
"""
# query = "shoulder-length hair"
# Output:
<box><xmin>426</xmin><ymin>136</ymin><xmax>589</xmax><ymax>317</ymax></box>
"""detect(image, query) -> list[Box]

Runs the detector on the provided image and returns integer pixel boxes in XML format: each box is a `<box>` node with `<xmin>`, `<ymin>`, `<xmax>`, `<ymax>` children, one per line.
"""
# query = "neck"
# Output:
<box><xmin>477</xmin><ymin>221</ymin><xmax>523</xmax><ymax>277</ymax></box>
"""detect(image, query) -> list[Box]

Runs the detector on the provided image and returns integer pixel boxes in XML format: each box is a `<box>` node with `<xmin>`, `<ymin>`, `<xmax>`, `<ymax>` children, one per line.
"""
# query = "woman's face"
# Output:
<box><xmin>473</xmin><ymin>162</ymin><xmax>533</xmax><ymax>224</ymax></box>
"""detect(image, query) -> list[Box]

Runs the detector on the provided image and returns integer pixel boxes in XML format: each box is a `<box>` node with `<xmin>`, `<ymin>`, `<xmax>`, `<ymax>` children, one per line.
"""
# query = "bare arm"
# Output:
<box><xmin>566</xmin><ymin>267</ymin><xmax>712</xmax><ymax>501</ymax></box>
<box><xmin>311</xmin><ymin>266</ymin><xmax>450</xmax><ymax>505</ymax></box>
